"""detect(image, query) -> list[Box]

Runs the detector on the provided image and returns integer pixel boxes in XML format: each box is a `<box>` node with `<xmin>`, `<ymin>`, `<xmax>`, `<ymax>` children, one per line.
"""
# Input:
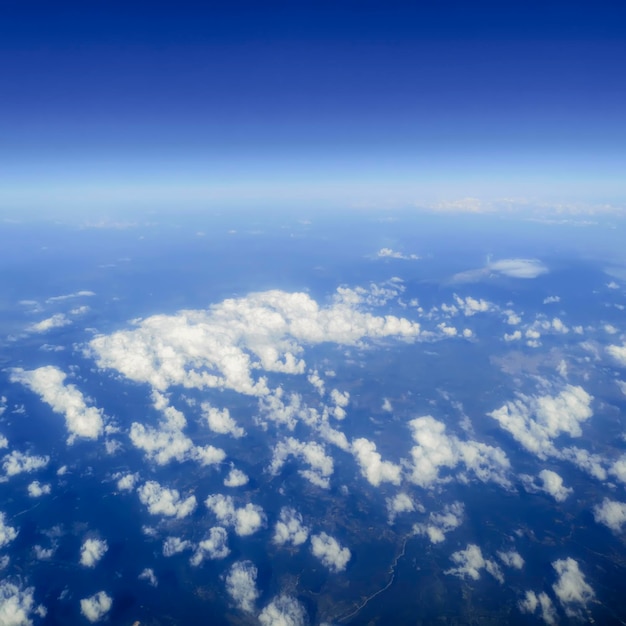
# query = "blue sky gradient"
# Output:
<box><xmin>2</xmin><ymin>1</ymin><xmax>626</xmax><ymax>214</ymax></box>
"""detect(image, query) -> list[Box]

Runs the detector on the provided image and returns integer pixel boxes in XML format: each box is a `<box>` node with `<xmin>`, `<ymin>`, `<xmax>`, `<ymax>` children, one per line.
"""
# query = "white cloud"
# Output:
<box><xmin>488</xmin><ymin>385</ymin><xmax>593</xmax><ymax>460</ymax></box>
<box><xmin>376</xmin><ymin>247</ymin><xmax>419</xmax><ymax>260</ymax></box>
<box><xmin>519</xmin><ymin>590</ymin><xmax>557</xmax><ymax>625</ymax></box>
<box><xmin>258</xmin><ymin>595</ymin><xmax>307</xmax><ymax>626</ymax></box>
<box><xmin>224</xmin><ymin>468</ymin><xmax>249</xmax><ymax>488</ymax></box>
<box><xmin>137</xmin><ymin>481</ymin><xmax>197</xmax><ymax>519</ymax></box>
<box><xmin>453</xmin><ymin>295</ymin><xmax>492</xmax><ymax>316</ymax></box>
<box><xmin>504</xmin><ymin>330</ymin><xmax>522</xmax><ymax>342</ymax></box>
<box><xmin>0</xmin><ymin>512</ymin><xmax>18</xmax><ymax>548</ymax></box>
<box><xmin>445</xmin><ymin>544</ymin><xmax>503</xmax><ymax>583</ymax></box>
<box><xmin>0</xmin><ymin>580</ymin><xmax>46</xmax><ymax>626</ymax></box>
<box><xmin>310</xmin><ymin>532</ymin><xmax>351</xmax><ymax>572</ymax></box>
<box><xmin>33</xmin><ymin>545</ymin><xmax>55</xmax><ymax>560</ymax></box>
<box><xmin>593</xmin><ymin>498</ymin><xmax>626</xmax><ymax>532</ymax></box>
<box><xmin>27</xmin><ymin>481</ymin><xmax>51</xmax><ymax>498</ymax></box>
<box><xmin>225</xmin><ymin>561</ymin><xmax>259</xmax><ymax>613</ymax></box>
<box><xmin>536</xmin><ymin>469</ymin><xmax>573</xmax><ymax>502</ymax></box>
<box><xmin>46</xmin><ymin>290</ymin><xmax>95</xmax><ymax>303</ymax></box>
<box><xmin>604</xmin><ymin>324</ymin><xmax>618</xmax><ymax>335</ymax></box>
<box><xmin>407</xmin><ymin>416</ymin><xmax>510</xmax><ymax>488</ymax></box>
<box><xmin>80</xmin><ymin>538</ymin><xmax>108</xmax><ymax>567</ymax></box>
<box><xmin>139</xmin><ymin>568</ymin><xmax>158</xmax><ymax>587</ymax></box>
<box><xmin>2</xmin><ymin>450</ymin><xmax>49</xmax><ymax>477</ymax></box>
<box><xmin>190</xmin><ymin>527</ymin><xmax>230</xmax><ymax>565</ymax></box>
<box><xmin>0</xmin><ymin>435</ymin><xmax>8</xmax><ymax>449</ymax></box>
<box><xmin>382</xmin><ymin>398</ymin><xmax>393</xmax><ymax>412</ymax></box>
<box><xmin>269</xmin><ymin>437</ymin><xmax>334</xmax><ymax>489</ymax></box>
<box><xmin>27</xmin><ymin>313</ymin><xmax>71</xmax><ymax>333</ymax></box>
<box><xmin>552</xmin><ymin>558</ymin><xmax>594</xmax><ymax>619</ymax></box>
<box><xmin>115</xmin><ymin>472</ymin><xmax>139</xmax><ymax>491</ymax></box>
<box><xmin>543</xmin><ymin>296</ymin><xmax>560</xmax><ymax>304</ymax></box>
<box><xmin>498</xmin><ymin>550</ymin><xmax>524</xmax><ymax>569</ymax></box>
<box><xmin>205</xmin><ymin>494</ymin><xmax>265</xmax><ymax>536</ymax></box>
<box><xmin>273</xmin><ymin>507</ymin><xmax>309</xmax><ymax>547</ymax></box>
<box><xmin>201</xmin><ymin>402</ymin><xmax>245</xmax><ymax>438</ymax></box>
<box><xmin>162</xmin><ymin>536</ymin><xmax>191</xmax><ymax>557</ymax></box>
<box><xmin>489</xmin><ymin>259</ymin><xmax>548</xmax><ymax>279</ymax></box>
<box><xmin>386</xmin><ymin>493</ymin><xmax>419</xmax><ymax>524</ymax></box>
<box><xmin>351</xmin><ymin>438</ymin><xmax>401</xmax><ymax>487</ymax></box>
<box><xmin>80</xmin><ymin>591</ymin><xmax>112</xmax><ymax>623</ymax></box>
<box><xmin>413</xmin><ymin>502</ymin><xmax>464</xmax><ymax>543</ymax></box>
<box><xmin>607</xmin><ymin>342</ymin><xmax>626</xmax><ymax>366</ymax></box>
<box><xmin>10</xmin><ymin>366</ymin><xmax>104</xmax><ymax>442</ymax></box>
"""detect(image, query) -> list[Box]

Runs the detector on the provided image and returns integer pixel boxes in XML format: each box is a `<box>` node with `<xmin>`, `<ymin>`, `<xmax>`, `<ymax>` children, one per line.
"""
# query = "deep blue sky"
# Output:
<box><xmin>2</xmin><ymin>1</ymin><xmax>626</xmax><ymax>214</ymax></box>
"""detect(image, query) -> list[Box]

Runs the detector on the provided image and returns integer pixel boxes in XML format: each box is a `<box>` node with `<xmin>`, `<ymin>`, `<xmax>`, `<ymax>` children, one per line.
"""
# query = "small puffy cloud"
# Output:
<box><xmin>0</xmin><ymin>435</ymin><xmax>8</xmax><ymax>449</ymax></box>
<box><xmin>80</xmin><ymin>591</ymin><xmax>112</xmax><ymax>623</ymax></box>
<box><xmin>445</xmin><ymin>544</ymin><xmax>503</xmax><ymax>583</ymax></box>
<box><xmin>607</xmin><ymin>343</ymin><xmax>626</xmax><ymax>366</ymax></box>
<box><xmin>537</xmin><ymin>469</ymin><xmax>573</xmax><ymax>502</ymax></box>
<box><xmin>351</xmin><ymin>438</ymin><xmax>401</xmax><ymax>487</ymax></box>
<box><xmin>497</xmin><ymin>550</ymin><xmax>524</xmax><ymax>569</ymax></box>
<box><xmin>201</xmin><ymin>402</ymin><xmax>245</xmax><ymax>438</ymax></box>
<box><xmin>115</xmin><ymin>472</ymin><xmax>139</xmax><ymax>491</ymax></box>
<box><xmin>543</xmin><ymin>296</ymin><xmax>560</xmax><ymax>304</ymax></box>
<box><xmin>488</xmin><ymin>385</ymin><xmax>593</xmax><ymax>460</ymax></box>
<box><xmin>273</xmin><ymin>507</ymin><xmax>309</xmax><ymax>547</ymax></box>
<box><xmin>0</xmin><ymin>512</ymin><xmax>18</xmax><ymax>548</ymax></box>
<box><xmin>382</xmin><ymin>398</ymin><xmax>393</xmax><ymax>412</ymax></box>
<box><xmin>593</xmin><ymin>498</ymin><xmax>626</xmax><ymax>532</ymax></box>
<box><xmin>407</xmin><ymin>416</ymin><xmax>510</xmax><ymax>488</ymax></box>
<box><xmin>190</xmin><ymin>527</ymin><xmax>230</xmax><ymax>565</ymax></box>
<box><xmin>489</xmin><ymin>258</ymin><xmax>548</xmax><ymax>279</ymax></box>
<box><xmin>33</xmin><ymin>545</ymin><xmax>55</xmax><ymax>560</ymax></box>
<box><xmin>162</xmin><ymin>536</ymin><xmax>191</xmax><ymax>557</ymax></box>
<box><xmin>386</xmin><ymin>493</ymin><xmax>419</xmax><ymax>524</ymax></box>
<box><xmin>27</xmin><ymin>313</ymin><xmax>71</xmax><ymax>333</ymax></box>
<box><xmin>137</xmin><ymin>481</ymin><xmax>197</xmax><ymax>519</ymax></box>
<box><xmin>519</xmin><ymin>590</ymin><xmax>557</xmax><ymax>625</ymax></box>
<box><xmin>453</xmin><ymin>295</ymin><xmax>492</xmax><ymax>316</ymax></box>
<box><xmin>310</xmin><ymin>532</ymin><xmax>351</xmax><ymax>573</ymax></box>
<box><xmin>504</xmin><ymin>330</ymin><xmax>522</xmax><ymax>342</ymax></box>
<box><xmin>0</xmin><ymin>580</ymin><xmax>46</xmax><ymax>626</ymax></box>
<box><xmin>258</xmin><ymin>595</ymin><xmax>307</xmax><ymax>626</ymax></box>
<box><xmin>376</xmin><ymin>248</ymin><xmax>419</xmax><ymax>260</ymax></box>
<box><xmin>27</xmin><ymin>481</ymin><xmax>51</xmax><ymax>498</ymax></box>
<box><xmin>225</xmin><ymin>560</ymin><xmax>259</xmax><ymax>613</ymax></box>
<box><xmin>604</xmin><ymin>324</ymin><xmax>618</xmax><ymax>335</ymax></box>
<box><xmin>205</xmin><ymin>494</ymin><xmax>265</xmax><ymax>536</ymax></box>
<box><xmin>10</xmin><ymin>366</ymin><xmax>104</xmax><ymax>442</ymax></box>
<box><xmin>224</xmin><ymin>468</ymin><xmax>249</xmax><ymax>488</ymax></box>
<box><xmin>139</xmin><ymin>568</ymin><xmax>158</xmax><ymax>587</ymax></box>
<box><xmin>80</xmin><ymin>538</ymin><xmax>108</xmax><ymax>567</ymax></box>
<box><xmin>413</xmin><ymin>502</ymin><xmax>464</xmax><ymax>543</ymax></box>
<box><xmin>269</xmin><ymin>437</ymin><xmax>334</xmax><ymax>489</ymax></box>
<box><xmin>2</xmin><ymin>450</ymin><xmax>49</xmax><ymax>477</ymax></box>
<box><xmin>552</xmin><ymin>558</ymin><xmax>594</xmax><ymax>619</ymax></box>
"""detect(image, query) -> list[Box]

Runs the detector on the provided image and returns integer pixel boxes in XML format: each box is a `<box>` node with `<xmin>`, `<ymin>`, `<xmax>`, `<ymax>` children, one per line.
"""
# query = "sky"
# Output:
<box><xmin>2</xmin><ymin>0</ymin><xmax>626</xmax><ymax>215</ymax></box>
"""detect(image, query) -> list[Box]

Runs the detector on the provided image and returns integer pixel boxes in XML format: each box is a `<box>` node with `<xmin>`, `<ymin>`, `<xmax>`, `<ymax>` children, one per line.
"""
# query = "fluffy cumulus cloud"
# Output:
<box><xmin>10</xmin><ymin>366</ymin><xmax>104</xmax><ymax>442</ymax></box>
<box><xmin>413</xmin><ymin>502</ymin><xmax>464</xmax><ymax>544</ymax></box>
<box><xmin>386</xmin><ymin>492</ymin><xmax>419</xmax><ymax>524</ymax></box>
<box><xmin>0</xmin><ymin>580</ymin><xmax>46</xmax><ymax>626</ymax></box>
<box><xmin>201</xmin><ymin>402</ymin><xmax>245</xmax><ymax>438</ymax></box>
<box><xmin>190</xmin><ymin>527</ymin><xmax>230</xmax><ymax>565</ymax></box>
<box><xmin>351</xmin><ymin>438</ymin><xmax>401</xmax><ymax>487</ymax></box>
<box><xmin>225</xmin><ymin>560</ymin><xmax>259</xmax><ymax>613</ymax></box>
<box><xmin>536</xmin><ymin>469</ymin><xmax>573</xmax><ymax>502</ymax></box>
<box><xmin>310</xmin><ymin>532</ymin><xmax>351</xmax><ymax>572</ymax></box>
<box><xmin>607</xmin><ymin>342</ymin><xmax>626</xmax><ymax>366</ymax></box>
<box><xmin>88</xmin><ymin>288</ymin><xmax>422</xmax><ymax>398</ymax></box>
<box><xmin>2</xmin><ymin>450</ymin><xmax>49</xmax><ymax>477</ymax></box>
<box><xmin>224</xmin><ymin>468</ymin><xmax>249</xmax><ymax>488</ymax></box>
<box><xmin>488</xmin><ymin>385</ymin><xmax>593</xmax><ymax>461</ymax></box>
<box><xmin>407</xmin><ymin>416</ymin><xmax>510</xmax><ymax>488</ymax></box>
<box><xmin>137</xmin><ymin>481</ymin><xmax>197</xmax><ymax>518</ymax></box>
<box><xmin>273</xmin><ymin>507</ymin><xmax>309</xmax><ymax>547</ymax></box>
<box><xmin>162</xmin><ymin>536</ymin><xmax>191</xmax><ymax>557</ymax></box>
<box><xmin>445</xmin><ymin>544</ymin><xmax>504</xmax><ymax>583</ymax></box>
<box><xmin>552</xmin><ymin>558</ymin><xmax>594</xmax><ymax>619</ymax></box>
<box><xmin>139</xmin><ymin>568</ymin><xmax>158</xmax><ymax>587</ymax></box>
<box><xmin>258</xmin><ymin>595</ymin><xmax>307</xmax><ymax>626</ymax></box>
<box><xmin>27</xmin><ymin>313</ymin><xmax>71</xmax><ymax>333</ymax></box>
<box><xmin>80</xmin><ymin>591</ymin><xmax>112</xmax><ymax>623</ymax></box>
<box><xmin>27</xmin><ymin>481</ymin><xmax>51</xmax><ymax>498</ymax></box>
<box><xmin>269</xmin><ymin>437</ymin><xmax>334</xmax><ymax>489</ymax></box>
<box><xmin>453</xmin><ymin>295</ymin><xmax>493</xmax><ymax>316</ymax></box>
<box><xmin>497</xmin><ymin>550</ymin><xmax>525</xmax><ymax>569</ymax></box>
<box><xmin>80</xmin><ymin>538</ymin><xmax>108</xmax><ymax>567</ymax></box>
<box><xmin>0</xmin><ymin>512</ymin><xmax>18</xmax><ymax>548</ymax></box>
<box><xmin>376</xmin><ymin>248</ymin><xmax>420</xmax><ymax>261</ymax></box>
<box><xmin>115</xmin><ymin>472</ymin><xmax>139</xmax><ymax>491</ymax></box>
<box><xmin>593</xmin><ymin>498</ymin><xmax>626</xmax><ymax>532</ymax></box>
<box><xmin>519</xmin><ymin>590</ymin><xmax>557</xmax><ymax>625</ymax></box>
<box><xmin>205</xmin><ymin>494</ymin><xmax>265</xmax><ymax>536</ymax></box>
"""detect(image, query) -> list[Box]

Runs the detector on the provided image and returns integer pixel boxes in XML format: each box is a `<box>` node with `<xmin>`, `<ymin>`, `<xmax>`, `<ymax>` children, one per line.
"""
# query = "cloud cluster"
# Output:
<box><xmin>351</xmin><ymin>438</ymin><xmax>401</xmax><ymax>487</ymax></box>
<box><xmin>190</xmin><ymin>527</ymin><xmax>230</xmax><ymax>565</ymax></box>
<box><xmin>376</xmin><ymin>248</ymin><xmax>420</xmax><ymax>261</ymax></box>
<box><xmin>205</xmin><ymin>494</ymin><xmax>265</xmax><ymax>536</ymax></box>
<box><xmin>497</xmin><ymin>550</ymin><xmax>524</xmax><ymax>569</ymax></box>
<box><xmin>80</xmin><ymin>591</ymin><xmax>112</xmax><ymax>623</ymax></box>
<box><xmin>407</xmin><ymin>416</ymin><xmax>510</xmax><ymax>488</ymax></box>
<box><xmin>593</xmin><ymin>498</ymin><xmax>626</xmax><ymax>532</ymax></box>
<box><xmin>273</xmin><ymin>507</ymin><xmax>309</xmax><ymax>547</ymax></box>
<box><xmin>2</xmin><ymin>450</ymin><xmax>49</xmax><ymax>477</ymax></box>
<box><xmin>27</xmin><ymin>481</ymin><xmax>51</xmax><ymax>498</ymax></box>
<box><xmin>552</xmin><ymin>558</ymin><xmax>594</xmax><ymax>619</ymax></box>
<box><xmin>10</xmin><ymin>366</ymin><xmax>104</xmax><ymax>442</ymax></box>
<box><xmin>0</xmin><ymin>512</ymin><xmax>18</xmax><ymax>548</ymax></box>
<box><xmin>519</xmin><ymin>590</ymin><xmax>557</xmax><ymax>625</ymax></box>
<box><xmin>413</xmin><ymin>502</ymin><xmax>464</xmax><ymax>543</ymax></box>
<box><xmin>269</xmin><ymin>437</ymin><xmax>334</xmax><ymax>489</ymax></box>
<box><xmin>137</xmin><ymin>481</ymin><xmax>197</xmax><ymax>518</ymax></box>
<box><xmin>80</xmin><ymin>538</ymin><xmax>108</xmax><ymax>567</ymax></box>
<box><xmin>258</xmin><ymin>595</ymin><xmax>307</xmax><ymax>626</ymax></box>
<box><xmin>445</xmin><ymin>544</ymin><xmax>504</xmax><ymax>583</ymax></box>
<box><xmin>225</xmin><ymin>561</ymin><xmax>259</xmax><ymax>613</ymax></box>
<box><xmin>162</xmin><ymin>536</ymin><xmax>191</xmax><ymax>557</ymax></box>
<box><xmin>0</xmin><ymin>580</ymin><xmax>46</xmax><ymax>626</ymax></box>
<box><xmin>310</xmin><ymin>532</ymin><xmax>351</xmax><ymax>572</ymax></box>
